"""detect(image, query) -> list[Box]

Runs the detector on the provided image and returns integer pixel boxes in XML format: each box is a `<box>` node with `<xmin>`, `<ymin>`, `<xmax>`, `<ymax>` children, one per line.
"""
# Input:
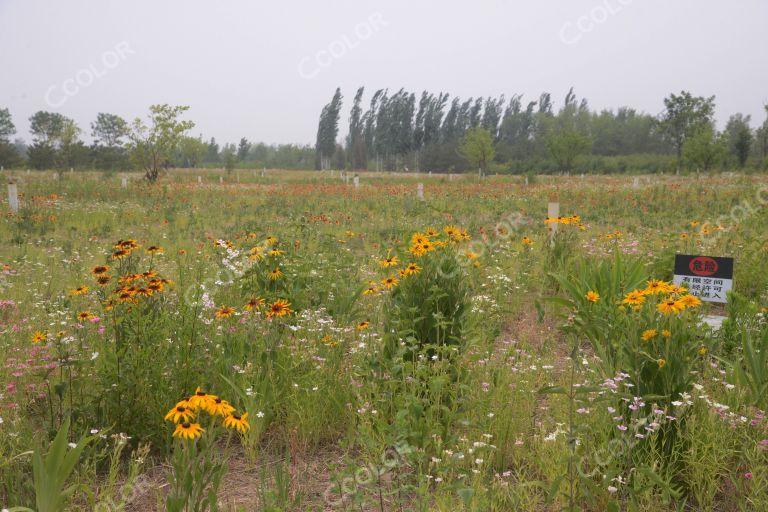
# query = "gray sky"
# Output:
<box><xmin>2</xmin><ymin>0</ymin><xmax>767</xmax><ymax>146</ymax></box>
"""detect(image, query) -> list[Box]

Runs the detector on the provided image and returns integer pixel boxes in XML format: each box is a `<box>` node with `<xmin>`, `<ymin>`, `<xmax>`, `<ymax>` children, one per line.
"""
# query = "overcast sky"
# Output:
<box><xmin>1</xmin><ymin>0</ymin><xmax>767</xmax><ymax>146</ymax></box>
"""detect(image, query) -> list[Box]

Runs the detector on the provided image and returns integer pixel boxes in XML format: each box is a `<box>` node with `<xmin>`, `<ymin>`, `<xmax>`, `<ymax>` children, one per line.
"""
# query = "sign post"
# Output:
<box><xmin>673</xmin><ymin>254</ymin><xmax>734</xmax><ymax>304</ymax></box>
<box><xmin>417</xmin><ymin>183</ymin><xmax>424</xmax><ymax>200</ymax></box>
<box><xmin>7</xmin><ymin>182</ymin><xmax>18</xmax><ymax>213</ymax></box>
<box><xmin>547</xmin><ymin>202</ymin><xmax>560</xmax><ymax>238</ymax></box>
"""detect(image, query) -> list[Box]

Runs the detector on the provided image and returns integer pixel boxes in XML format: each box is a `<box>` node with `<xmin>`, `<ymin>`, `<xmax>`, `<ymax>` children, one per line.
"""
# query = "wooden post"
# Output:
<box><xmin>8</xmin><ymin>182</ymin><xmax>19</xmax><ymax>213</ymax></box>
<box><xmin>632</xmin><ymin>177</ymin><xmax>639</xmax><ymax>188</ymax></box>
<box><xmin>197</xmin><ymin>176</ymin><xmax>202</xmax><ymax>184</ymax></box>
<box><xmin>121</xmin><ymin>177</ymin><xmax>128</xmax><ymax>188</ymax></box>
<box><xmin>219</xmin><ymin>176</ymin><xmax>223</xmax><ymax>184</ymax></box>
<box><xmin>417</xmin><ymin>182</ymin><xmax>424</xmax><ymax>200</ymax></box>
<box><xmin>353</xmin><ymin>176</ymin><xmax>360</xmax><ymax>188</ymax></box>
<box><xmin>525</xmin><ymin>175</ymin><xmax>529</xmax><ymax>186</ymax></box>
<box><xmin>547</xmin><ymin>202</ymin><xmax>560</xmax><ymax>238</ymax></box>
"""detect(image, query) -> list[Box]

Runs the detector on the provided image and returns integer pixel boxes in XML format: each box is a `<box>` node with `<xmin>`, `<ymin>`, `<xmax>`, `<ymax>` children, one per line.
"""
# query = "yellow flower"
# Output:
<box><xmin>362</xmin><ymin>285</ymin><xmax>379</xmax><ymax>295</ymax></box>
<box><xmin>265</xmin><ymin>236</ymin><xmax>278</xmax><ymax>246</ymax></box>
<box><xmin>223</xmin><ymin>412</ymin><xmax>251</xmax><ymax>433</ymax></box>
<box><xmin>678</xmin><ymin>294</ymin><xmax>702</xmax><ymax>308</ymax></box>
<box><xmin>357</xmin><ymin>320</ymin><xmax>370</xmax><ymax>330</ymax></box>
<box><xmin>585</xmin><ymin>291</ymin><xmax>600</xmax><ymax>303</ymax></box>
<box><xmin>77</xmin><ymin>311</ymin><xmax>94</xmax><ymax>322</ymax></box>
<box><xmin>248</xmin><ymin>246</ymin><xmax>264</xmax><ymax>261</ymax></box>
<box><xmin>644</xmin><ymin>279</ymin><xmax>671</xmax><ymax>295</ymax></box>
<box><xmin>91</xmin><ymin>266</ymin><xmax>109</xmax><ymax>276</ymax></box>
<box><xmin>403</xmin><ymin>262</ymin><xmax>421</xmax><ymax>276</ymax></box>
<box><xmin>31</xmin><ymin>331</ymin><xmax>48</xmax><ymax>344</ymax></box>
<box><xmin>214</xmin><ymin>306</ymin><xmax>236</xmax><ymax>318</ymax></box>
<box><xmin>165</xmin><ymin>402</ymin><xmax>196</xmax><ymax>423</ymax></box>
<box><xmin>173</xmin><ymin>422</ymin><xmax>204</xmax><ymax>440</ymax></box>
<box><xmin>465</xmin><ymin>251</ymin><xmax>478</xmax><ymax>260</ymax></box>
<box><xmin>267</xmin><ymin>248</ymin><xmax>284</xmax><ymax>257</ymax></box>
<box><xmin>379</xmin><ymin>255</ymin><xmax>399</xmax><ymax>268</ymax></box>
<box><xmin>381</xmin><ymin>276</ymin><xmax>399</xmax><ymax>289</ymax></box>
<box><xmin>267</xmin><ymin>268</ymin><xmax>284</xmax><ymax>280</ymax></box>
<box><xmin>208</xmin><ymin>397</ymin><xmax>236</xmax><ymax>417</ymax></box>
<box><xmin>146</xmin><ymin>245</ymin><xmax>164</xmax><ymax>254</ymax></box>
<box><xmin>266</xmin><ymin>299</ymin><xmax>293</xmax><ymax>319</ymax></box>
<box><xmin>243</xmin><ymin>297</ymin><xmax>265</xmax><ymax>311</ymax></box>
<box><xmin>621</xmin><ymin>290</ymin><xmax>646</xmax><ymax>306</ymax></box>
<box><xmin>188</xmin><ymin>387</ymin><xmax>218</xmax><ymax>411</ymax></box>
<box><xmin>698</xmin><ymin>346</ymin><xmax>708</xmax><ymax>356</ymax></box>
<box><xmin>657</xmin><ymin>358</ymin><xmax>667</xmax><ymax>369</ymax></box>
<box><xmin>70</xmin><ymin>286</ymin><xmax>89</xmax><ymax>296</ymax></box>
<box><xmin>641</xmin><ymin>329</ymin><xmax>657</xmax><ymax>341</ymax></box>
<box><xmin>661</xmin><ymin>329</ymin><xmax>671</xmax><ymax>338</ymax></box>
<box><xmin>657</xmin><ymin>298</ymin><xmax>684</xmax><ymax>315</ymax></box>
<box><xmin>521</xmin><ymin>236</ymin><xmax>533</xmax><ymax>246</ymax></box>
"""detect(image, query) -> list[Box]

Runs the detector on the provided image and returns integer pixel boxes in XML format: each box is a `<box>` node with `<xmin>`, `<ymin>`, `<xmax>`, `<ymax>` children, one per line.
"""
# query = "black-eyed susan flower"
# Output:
<box><xmin>188</xmin><ymin>387</ymin><xmax>218</xmax><ymax>411</ymax></box>
<box><xmin>521</xmin><ymin>236</ymin><xmax>533</xmax><ymax>246</ymax></box>
<box><xmin>266</xmin><ymin>299</ymin><xmax>293</xmax><ymax>319</ymax></box>
<box><xmin>678</xmin><ymin>294</ymin><xmax>702</xmax><ymax>308</ymax></box>
<box><xmin>621</xmin><ymin>290</ymin><xmax>645</xmax><ymax>306</ymax></box>
<box><xmin>214</xmin><ymin>306</ymin><xmax>236</xmax><ymax>319</ymax></box>
<box><xmin>267</xmin><ymin>268</ymin><xmax>284</xmax><ymax>280</ymax></box>
<box><xmin>644</xmin><ymin>280</ymin><xmax>671</xmax><ymax>295</ymax></box>
<box><xmin>379</xmin><ymin>255</ymin><xmax>399</xmax><ymax>268</ymax></box>
<box><xmin>77</xmin><ymin>311</ymin><xmax>94</xmax><ymax>322</ymax></box>
<box><xmin>91</xmin><ymin>266</ymin><xmax>109</xmax><ymax>276</ymax></box>
<box><xmin>657</xmin><ymin>298</ymin><xmax>684</xmax><ymax>315</ymax></box>
<box><xmin>357</xmin><ymin>321</ymin><xmax>370</xmax><ymax>330</ymax></box>
<box><xmin>267</xmin><ymin>248</ymin><xmax>284</xmax><ymax>257</ymax></box>
<box><xmin>146</xmin><ymin>246</ymin><xmax>164</xmax><ymax>254</ymax></box>
<box><xmin>165</xmin><ymin>402</ymin><xmax>196</xmax><ymax>423</ymax></box>
<box><xmin>96</xmin><ymin>276</ymin><xmax>111</xmax><ymax>286</ymax></box>
<box><xmin>404</xmin><ymin>263</ymin><xmax>421</xmax><ymax>276</ymax></box>
<box><xmin>70</xmin><ymin>286</ymin><xmax>89</xmax><ymax>296</ymax></box>
<box><xmin>173</xmin><ymin>422</ymin><xmax>204</xmax><ymax>440</ymax></box>
<box><xmin>208</xmin><ymin>397</ymin><xmax>235</xmax><ymax>417</ymax></box>
<box><xmin>381</xmin><ymin>276</ymin><xmax>399</xmax><ymax>289</ymax></box>
<box><xmin>223</xmin><ymin>412</ymin><xmax>250</xmax><ymax>433</ymax></box>
<box><xmin>244</xmin><ymin>297</ymin><xmax>265</xmax><ymax>311</ymax></box>
<box><xmin>31</xmin><ymin>331</ymin><xmax>48</xmax><ymax>344</ymax></box>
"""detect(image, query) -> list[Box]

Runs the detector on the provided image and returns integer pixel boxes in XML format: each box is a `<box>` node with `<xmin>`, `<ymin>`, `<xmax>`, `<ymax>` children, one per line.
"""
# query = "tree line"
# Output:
<box><xmin>0</xmin><ymin>107</ymin><xmax>314</xmax><ymax>175</ymax></box>
<box><xmin>315</xmin><ymin>87</ymin><xmax>768</xmax><ymax>174</ymax></box>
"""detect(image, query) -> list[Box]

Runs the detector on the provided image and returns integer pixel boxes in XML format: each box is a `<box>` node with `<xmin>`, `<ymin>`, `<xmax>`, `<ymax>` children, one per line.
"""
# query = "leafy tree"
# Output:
<box><xmin>237</xmin><ymin>138</ymin><xmax>250</xmax><ymax>161</ymax></box>
<box><xmin>658</xmin><ymin>91</ymin><xmax>716</xmax><ymax>166</ymax></box>
<box><xmin>0</xmin><ymin>108</ymin><xmax>15</xmax><ymax>143</ymax></box>
<box><xmin>546</xmin><ymin>129</ymin><xmax>591</xmax><ymax>173</ymax></box>
<box><xmin>177</xmin><ymin>136</ymin><xmax>208</xmax><ymax>168</ymax></box>
<box><xmin>224</xmin><ymin>151</ymin><xmax>237</xmax><ymax>174</ymax></box>
<box><xmin>458</xmin><ymin>127</ymin><xmax>495</xmax><ymax>175</ymax></box>
<box><xmin>315</xmin><ymin>88</ymin><xmax>343</xmax><ymax>170</ymax></box>
<box><xmin>128</xmin><ymin>104</ymin><xmax>194</xmax><ymax>182</ymax></box>
<box><xmin>55</xmin><ymin>119</ymin><xmax>88</xmax><ymax>170</ymax></box>
<box><xmin>725</xmin><ymin>114</ymin><xmax>753</xmax><ymax>168</ymax></box>
<box><xmin>346</xmin><ymin>87</ymin><xmax>366</xmax><ymax>169</ymax></box>
<box><xmin>91</xmin><ymin>113</ymin><xmax>129</xmax><ymax>170</ymax></box>
<box><xmin>29</xmin><ymin>111</ymin><xmax>67</xmax><ymax>144</ymax></box>
<box><xmin>205</xmin><ymin>137</ymin><xmax>220</xmax><ymax>163</ymax></box>
<box><xmin>0</xmin><ymin>108</ymin><xmax>18</xmax><ymax>167</ymax></box>
<box><xmin>27</xmin><ymin>142</ymin><xmax>56</xmax><ymax>170</ymax></box>
<box><xmin>683</xmin><ymin>123</ymin><xmax>727</xmax><ymax>171</ymax></box>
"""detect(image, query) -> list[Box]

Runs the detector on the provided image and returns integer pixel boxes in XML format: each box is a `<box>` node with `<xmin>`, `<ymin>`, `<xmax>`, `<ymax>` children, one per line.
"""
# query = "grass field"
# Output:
<box><xmin>1</xmin><ymin>169</ymin><xmax>768</xmax><ymax>511</ymax></box>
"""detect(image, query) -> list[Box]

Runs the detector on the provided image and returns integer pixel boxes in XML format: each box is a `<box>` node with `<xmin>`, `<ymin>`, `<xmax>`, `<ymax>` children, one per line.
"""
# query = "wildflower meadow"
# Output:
<box><xmin>1</xmin><ymin>169</ymin><xmax>768</xmax><ymax>511</ymax></box>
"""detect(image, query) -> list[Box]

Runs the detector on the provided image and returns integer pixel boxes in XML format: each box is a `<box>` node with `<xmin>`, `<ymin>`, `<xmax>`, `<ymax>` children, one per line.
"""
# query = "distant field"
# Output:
<box><xmin>1</xmin><ymin>170</ymin><xmax>767</xmax><ymax>511</ymax></box>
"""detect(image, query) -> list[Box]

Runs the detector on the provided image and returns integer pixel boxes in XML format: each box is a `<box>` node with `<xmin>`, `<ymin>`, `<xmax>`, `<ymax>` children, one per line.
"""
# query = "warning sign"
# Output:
<box><xmin>672</xmin><ymin>254</ymin><xmax>733</xmax><ymax>303</ymax></box>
